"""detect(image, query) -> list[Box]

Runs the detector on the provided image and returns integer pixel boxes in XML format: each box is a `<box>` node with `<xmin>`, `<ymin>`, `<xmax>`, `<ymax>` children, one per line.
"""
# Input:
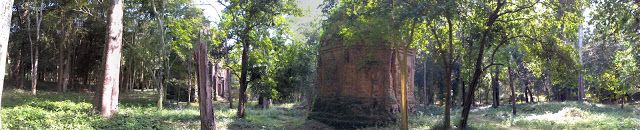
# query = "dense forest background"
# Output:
<box><xmin>0</xmin><ymin>0</ymin><xmax>638</xmax><ymax>129</ymax></box>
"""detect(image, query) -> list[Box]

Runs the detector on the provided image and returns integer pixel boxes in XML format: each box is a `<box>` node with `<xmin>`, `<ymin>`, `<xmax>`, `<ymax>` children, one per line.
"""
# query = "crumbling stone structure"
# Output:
<box><xmin>310</xmin><ymin>41</ymin><xmax>417</xmax><ymax>128</ymax></box>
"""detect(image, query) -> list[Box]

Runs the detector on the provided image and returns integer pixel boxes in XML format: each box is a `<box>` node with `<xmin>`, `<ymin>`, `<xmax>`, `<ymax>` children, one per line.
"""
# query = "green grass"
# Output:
<box><xmin>2</xmin><ymin>89</ymin><xmax>639</xmax><ymax>129</ymax></box>
<box><xmin>0</xmin><ymin>89</ymin><xmax>320</xmax><ymax>130</ymax></box>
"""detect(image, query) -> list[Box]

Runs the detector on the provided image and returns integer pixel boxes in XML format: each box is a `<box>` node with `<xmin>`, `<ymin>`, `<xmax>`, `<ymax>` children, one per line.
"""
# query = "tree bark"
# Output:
<box><xmin>577</xmin><ymin>24</ymin><xmax>585</xmax><ymax>101</ymax></box>
<box><xmin>94</xmin><ymin>0</ymin><xmax>124</xmax><ymax>118</ymax></box>
<box><xmin>508</xmin><ymin>64</ymin><xmax>516</xmax><ymax>115</ymax></box>
<box><xmin>62</xmin><ymin>50</ymin><xmax>71</xmax><ymax>92</ymax></box>
<box><xmin>212</xmin><ymin>62</ymin><xmax>217</xmax><ymax>101</ymax></box>
<box><xmin>423</xmin><ymin>54</ymin><xmax>429</xmax><ymax>105</ymax></box>
<box><xmin>461</xmin><ymin>81</ymin><xmax>465</xmax><ymax>107</ymax></box>
<box><xmin>0</xmin><ymin>0</ymin><xmax>16</xmax><ymax>127</ymax></box>
<box><xmin>237</xmin><ymin>37</ymin><xmax>250</xmax><ymax>118</ymax></box>
<box><xmin>196</xmin><ymin>42</ymin><xmax>216</xmax><ymax>130</ymax></box>
<box><xmin>491</xmin><ymin>66</ymin><xmax>500</xmax><ymax>108</ymax></box>
<box><xmin>226</xmin><ymin>69</ymin><xmax>233</xmax><ymax>108</ymax></box>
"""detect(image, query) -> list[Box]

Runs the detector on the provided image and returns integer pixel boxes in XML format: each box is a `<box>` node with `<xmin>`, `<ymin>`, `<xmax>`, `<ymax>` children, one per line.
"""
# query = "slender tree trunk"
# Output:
<box><xmin>257</xmin><ymin>95</ymin><xmax>264</xmax><ymax>109</ymax></box>
<box><xmin>452</xmin><ymin>62</ymin><xmax>461</xmax><ymax>106</ymax></box>
<box><xmin>543</xmin><ymin>60</ymin><xmax>551</xmax><ymax>101</ymax></box>
<box><xmin>459</xmin><ymin>2</ymin><xmax>503</xmax><ymax>126</ymax></box>
<box><xmin>62</xmin><ymin>50</ymin><xmax>70</xmax><ymax>92</ymax></box>
<box><xmin>423</xmin><ymin>54</ymin><xmax>429</xmax><ymax>105</ymax></box>
<box><xmin>527</xmin><ymin>86</ymin><xmax>534</xmax><ymax>103</ymax></box>
<box><xmin>0</xmin><ymin>0</ymin><xmax>16</xmax><ymax>127</ymax></box>
<box><xmin>461</xmin><ymin>81</ymin><xmax>465</xmax><ymax>107</ymax></box>
<box><xmin>227</xmin><ymin>69</ymin><xmax>233</xmax><ymax>108</ymax></box>
<box><xmin>151</xmin><ymin>0</ymin><xmax>167</xmax><ymax>110</ymax></box>
<box><xmin>57</xmin><ymin>17</ymin><xmax>70</xmax><ymax>92</ymax></box>
<box><xmin>14</xmin><ymin>51</ymin><xmax>23</xmax><ymax>90</ymax></box>
<box><xmin>439</xmin><ymin>16</ymin><xmax>454</xmax><ymax>129</ymax></box>
<box><xmin>508</xmin><ymin>65</ymin><xmax>516</xmax><ymax>115</ymax></box>
<box><xmin>58</xmin><ymin>44</ymin><xmax>64</xmax><ymax>91</ymax></box>
<box><xmin>492</xmin><ymin>66</ymin><xmax>500</xmax><ymax>108</ymax></box>
<box><xmin>212</xmin><ymin>62</ymin><xmax>217</xmax><ymax>101</ymax></box>
<box><xmin>237</xmin><ymin>38</ymin><xmax>250</xmax><ymax>118</ymax></box>
<box><xmin>155</xmin><ymin>70</ymin><xmax>164</xmax><ymax>109</ymax></box>
<box><xmin>94</xmin><ymin>0</ymin><xmax>124</xmax><ymax>118</ymax></box>
<box><xmin>620</xmin><ymin>94</ymin><xmax>624</xmax><ymax>109</ymax></box>
<box><xmin>577</xmin><ymin>24</ymin><xmax>585</xmax><ymax>102</ymax></box>
<box><xmin>196</xmin><ymin>42</ymin><xmax>216</xmax><ymax>130</ymax></box>
<box><xmin>27</xmin><ymin>1</ymin><xmax>36</xmax><ymax>95</ymax></box>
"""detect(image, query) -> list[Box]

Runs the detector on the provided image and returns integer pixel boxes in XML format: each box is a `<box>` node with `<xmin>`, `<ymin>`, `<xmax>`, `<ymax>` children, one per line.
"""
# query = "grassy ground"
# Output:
<box><xmin>1</xmin><ymin>89</ymin><xmax>639</xmax><ymax>129</ymax></box>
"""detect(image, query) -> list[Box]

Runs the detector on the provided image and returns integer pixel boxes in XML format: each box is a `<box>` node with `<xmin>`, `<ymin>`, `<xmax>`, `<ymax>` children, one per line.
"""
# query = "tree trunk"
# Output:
<box><xmin>212</xmin><ymin>62</ymin><xmax>217</xmax><ymax>101</ymax></box>
<box><xmin>577</xmin><ymin>24</ymin><xmax>585</xmax><ymax>102</ymax></box>
<box><xmin>61</xmin><ymin>50</ymin><xmax>70</xmax><ymax>92</ymax></box>
<box><xmin>226</xmin><ymin>69</ymin><xmax>233</xmax><ymax>108</ymax></box>
<box><xmin>196</xmin><ymin>42</ymin><xmax>216</xmax><ymax>130</ymax></box>
<box><xmin>423</xmin><ymin>54</ymin><xmax>429</xmax><ymax>105</ymax></box>
<box><xmin>14</xmin><ymin>51</ymin><xmax>23</xmax><ymax>90</ymax></box>
<box><xmin>527</xmin><ymin>86</ymin><xmax>534</xmax><ymax>103</ymax></box>
<box><xmin>508</xmin><ymin>65</ymin><xmax>516</xmax><ymax>115</ymax></box>
<box><xmin>237</xmin><ymin>38</ymin><xmax>250</xmax><ymax>118</ymax></box>
<box><xmin>459</xmin><ymin>3</ymin><xmax>503</xmax><ymax>127</ymax></box>
<box><xmin>452</xmin><ymin>60</ymin><xmax>461</xmax><ymax>106</ymax></box>
<box><xmin>620</xmin><ymin>94</ymin><xmax>624</xmax><ymax>109</ymax></box>
<box><xmin>461</xmin><ymin>81</ymin><xmax>465</xmax><ymax>107</ymax></box>
<box><xmin>151</xmin><ymin>0</ymin><xmax>167</xmax><ymax>110</ymax></box>
<box><xmin>492</xmin><ymin>66</ymin><xmax>500</xmax><ymax>108</ymax></box>
<box><xmin>263</xmin><ymin>97</ymin><xmax>270</xmax><ymax>109</ymax></box>
<box><xmin>57</xmin><ymin>42</ymin><xmax>64</xmax><ymax>91</ymax></box>
<box><xmin>0</xmin><ymin>0</ymin><xmax>16</xmax><ymax>127</ymax></box>
<box><xmin>57</xmin><ymin>14</ymin><xmax>69</xmax><ymax>92</ymax></box>
<box><xmin>156</xmin><ymin>70</ymin><xmax>164</xmax><ymax>109</ymax></box>
<box><xmin>543</xmin><ymin>61</ymin><xmax>551</xmax><ymax>101</ymax></box>
<box><xmin>94</xmin><ymin>0</ymin><xmax>124</xmax><ymax>118</ymax></box>
<box><xmin>257</xmin><ymin>95</ymin><xmax>264</xmax><ymax>109</ymax></box>
<box><xmin>29</xmin><ymin>0</ymin><xmax>44</xmax><ymax>96</ymax></box>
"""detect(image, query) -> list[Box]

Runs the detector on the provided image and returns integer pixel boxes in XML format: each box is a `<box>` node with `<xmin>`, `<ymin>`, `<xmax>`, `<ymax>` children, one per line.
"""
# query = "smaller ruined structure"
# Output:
<box><xmin>310</xmin><ymin>40</ymin><xmax>417</xmax><ymax>128</ymax></box>
<box><xmin>210</xmin><ymin>62</ymin><xmax>232</xmax><ymax>100</ymax></box>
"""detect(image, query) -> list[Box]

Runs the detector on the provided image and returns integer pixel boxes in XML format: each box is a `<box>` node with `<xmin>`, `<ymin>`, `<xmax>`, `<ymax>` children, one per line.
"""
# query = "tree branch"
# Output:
<box><xmin>483</xmin><ymin>63</ymin><xmax>504</xmax><ymax>72</ymax></box>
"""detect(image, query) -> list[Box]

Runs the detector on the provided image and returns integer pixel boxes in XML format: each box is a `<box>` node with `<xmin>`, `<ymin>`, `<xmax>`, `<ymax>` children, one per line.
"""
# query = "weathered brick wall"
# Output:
<box><xmin>310</xmin><ymin>44</ymin><xmax>416</xmax><ymax>128</ymax></box>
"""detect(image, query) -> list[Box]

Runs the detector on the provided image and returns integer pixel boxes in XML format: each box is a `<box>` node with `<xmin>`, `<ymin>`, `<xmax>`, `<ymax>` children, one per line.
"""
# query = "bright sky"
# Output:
<box><xmin>191</xmin><ymin>0</ymin><xmax>323</xmax><ymax>31</ymax></box>
<box><xmin>192</xmin><ymin>0</ymin><xmax>226</xmax><ymax>25</ymax></box>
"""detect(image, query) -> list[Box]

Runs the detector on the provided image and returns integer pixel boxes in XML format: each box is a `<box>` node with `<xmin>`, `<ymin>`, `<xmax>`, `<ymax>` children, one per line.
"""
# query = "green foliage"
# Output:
<box><xmin>218</xmin><ymin>0</ymin><xmax>305</xmax><ymax>101</ymax></box>
<box><xmin>320</xmin><ymin>0</ymin><xmax>420</xmax><ymax>46</ymax></box>
<box><xmin>587</xmin><ymin>0</ymin><xmax>639</xmax><ymax>101</ymax></box>
<box><xmin>1</xmin><ymin>90</ymin><xmax>99</xmax><ymax>129</ymax></box>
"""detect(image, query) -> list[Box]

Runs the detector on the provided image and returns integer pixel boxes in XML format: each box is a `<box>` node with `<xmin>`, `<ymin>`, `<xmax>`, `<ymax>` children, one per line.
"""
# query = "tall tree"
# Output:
<box><xmin>459</xmin><ymin>0</ymin><xmax>539</xmax><ymax>128</ymax></box>
<box><xmin>0</xmin><ymin>0</ymin><xmax>15</xmax><ymax>128</ymax></box>
<box><xmin>151</xmin><ymin>0</ymin><xmax>166</xmax><ymax>110</ymax></box>
<box><xmin>219</xmin><ymin>0</ymin><xmax>299</xmax><ymax>118</ymax></box>
<box><xmin>27</xmin><ymin>0</ymin><xmax>43</xmax><ymax>95</ymax></box>
<box><xmin>94</xmin><ymin>0</ymin><xmax>124</xmax><ymax>118</ymax></box>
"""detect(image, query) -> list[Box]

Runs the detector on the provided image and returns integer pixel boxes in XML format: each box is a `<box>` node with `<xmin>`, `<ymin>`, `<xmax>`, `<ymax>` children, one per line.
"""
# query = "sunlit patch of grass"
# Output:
<box><xmin>1</xmin><ymin>89</ymin><xmax>101</xmax><ymax>129</ymax></box>
<box><xmin>362</xmin><ymin>101</ymin><xmax>640</xmax><ymax>129</ymax></box>
<box><xmin>473</xmin><ymin>101</ymin><xmax>640</xmax><ymax>129</ymax></box>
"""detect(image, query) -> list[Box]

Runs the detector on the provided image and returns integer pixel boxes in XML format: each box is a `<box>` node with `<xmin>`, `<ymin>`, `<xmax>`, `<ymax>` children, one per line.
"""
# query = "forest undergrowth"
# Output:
<box><xmin>1</xmin><ymin>89</ymin><xmax>638</xmax><ymax>129</ymax></box>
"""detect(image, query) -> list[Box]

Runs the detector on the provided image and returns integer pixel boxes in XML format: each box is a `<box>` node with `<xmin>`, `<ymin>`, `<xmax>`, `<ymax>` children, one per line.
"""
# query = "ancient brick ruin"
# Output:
<box><xmin>310</xmin><ymin>42</ymin><xmax>417</xmax><ymax>128</ymax></box>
